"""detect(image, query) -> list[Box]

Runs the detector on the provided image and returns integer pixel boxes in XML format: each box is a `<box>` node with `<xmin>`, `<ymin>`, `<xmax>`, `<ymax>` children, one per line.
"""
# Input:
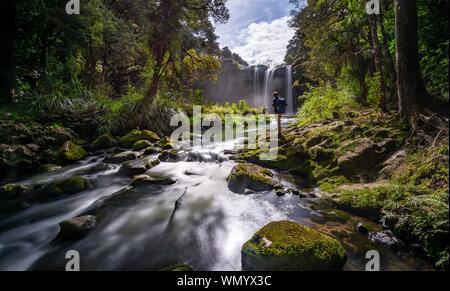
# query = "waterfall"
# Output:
<box><xmin>264</xmin><ymin>68</ymin><xmax>276</xmax><ymax>113</ymax></box>
<box><xmin>253</xmin><ymin>67</ymin><xmax>261</xmax><ymax>107</ymax></box>
<box><xmin>285</xmin><ymin>65</ymin><xmax>293</xmax><ymax>114</ymax></box>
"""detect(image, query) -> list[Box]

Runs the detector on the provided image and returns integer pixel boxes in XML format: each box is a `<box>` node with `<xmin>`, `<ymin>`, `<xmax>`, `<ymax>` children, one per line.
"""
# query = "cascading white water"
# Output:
<box><xmin>263</xmin><ymin>68</ymin><xmax>276</xmax><ymax>113</ymax></box>
<box><xmin>253</xmin><ymin>67</ymin><xmax>261</xmax><ymax>107</ymax></box>
<box><xmin>285</xmin><ymin>65</ymin><xmax>294</xmax><ymax>114</ymax></box>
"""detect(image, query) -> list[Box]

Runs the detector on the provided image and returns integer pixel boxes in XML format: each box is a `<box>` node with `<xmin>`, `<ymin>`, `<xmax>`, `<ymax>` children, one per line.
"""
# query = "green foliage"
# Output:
<box><xmin>296</xmin><ymin>83</ymin><xmax>358</xmax><ymax>126</ymax></box>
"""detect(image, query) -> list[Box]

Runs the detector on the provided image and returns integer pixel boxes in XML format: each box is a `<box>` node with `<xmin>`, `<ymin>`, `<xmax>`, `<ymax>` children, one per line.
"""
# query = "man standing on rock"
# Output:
<box><xmin>272</xmin><ymin>91</ymin><xmax>287</xmax><ymax>139</ymax></box>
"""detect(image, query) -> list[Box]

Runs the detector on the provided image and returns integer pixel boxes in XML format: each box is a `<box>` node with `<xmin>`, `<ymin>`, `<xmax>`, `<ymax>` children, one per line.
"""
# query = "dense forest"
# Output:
<box><xmin>0</xmin><ymin>0</ymin><xmax>448</xmax><ymax>271</ymax></box>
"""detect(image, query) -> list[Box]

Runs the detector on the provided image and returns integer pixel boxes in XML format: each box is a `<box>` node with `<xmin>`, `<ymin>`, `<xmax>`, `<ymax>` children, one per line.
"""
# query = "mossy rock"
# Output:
<box><xmin>241</xmin><ymin>221</ymin><xmax>347</xmax><ymax>271</ymax></box>
<box><xmin>119</xmin><ymin>129</ymin><xmax>160</xmax><ymax>148</ymax></box>
<box><xmin>91</xmin><ymin>133</ymin><xmax>117</xmax><ymax>150</ymax></box>
<box><xmin>133</xmin><ymin>140</ymin><xmax>152</xmax><ymax>151</ymax></box>
<box><xmin>57</xmin><ymin>141</ymin><xmax>88</xmax><ymax>164</ymax></box>
<box><xmin>228</xmin><ymin>163</ymin><xmax>275</xmax><ymax>194</ymax></box>
<box><xmin>141</xmin><ymin>130</ymin><xmax>160</xmax><ymax>143</ymax></box>
<box><xmin>41</xmin><ymin>176</ymin><xmax>90</xmax><ymax>198</ymax></box>
<box><xmin>144</xmin><ymin>146</ymin><xmax>162</xmax><ymax>155</ymax></box>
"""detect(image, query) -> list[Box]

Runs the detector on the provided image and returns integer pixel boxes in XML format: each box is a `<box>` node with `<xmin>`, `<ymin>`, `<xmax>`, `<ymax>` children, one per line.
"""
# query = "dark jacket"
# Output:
<box><xmin>273</xmin><ymin>97</ymin><xmax>287</xmax><ymax>114</ymax></box>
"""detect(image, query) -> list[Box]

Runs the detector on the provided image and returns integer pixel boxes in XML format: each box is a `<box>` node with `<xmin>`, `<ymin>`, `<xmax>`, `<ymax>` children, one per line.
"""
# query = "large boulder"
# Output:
<box><xmin>57</xmin><ymin>141</ymin><xmax>88</xmax><ymax>164</ymax></box>
<box><xmin>241</xmin><ymin>221</ymin><xmax>347</xmax><ymax>271</ymax></box>
<box><xmin>338</xmin><ymin>138</ymin><xmax>397</xmax><ymax>179</ymax></box>
<box><xmin>227</xmin><ymin>163</ymin><xmax>275</xmax><ymax>194</ymax></box>
<box><xmin>119</xmin><ymin>129</ymin><xmax>160</xmax><ymax>148</ymax></box>
<box><xmin>59</xmin><ymin>215</ymin><xmax>97</xmax><ymax>240</ymax></box>
<box><xmin>90</xmin><ymin>133</ymin><xmax>117</xmax><ymax>151</ymax></box>
<box><xmin>40</xmin><ymin>176</ymin><xmax>90</xmax><ymax>198</ymax></box>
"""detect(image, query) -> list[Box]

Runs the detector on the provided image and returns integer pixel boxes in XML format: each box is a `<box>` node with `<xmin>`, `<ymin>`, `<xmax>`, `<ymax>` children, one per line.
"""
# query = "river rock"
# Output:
<box><xmin>227</xmin><ymin>163</ymin><xmax>275</xmax><ymax>194</ymax></box>
<box><xmin>104</xmin><ymin>151</ymin><xmax>140</xmax><ymax>164</ymax></box>
<box><xmin>133</xmin><ymin>140</ymin><xmax>153</xmax><ymax>151</ymax></box>
<box><xmin>121</xmin><ymin>157</ymin><xmax>160</xmax><ymax>176</ymax></box>
<box><xmin>158</xmin><ymin>150</ymin><xmax>179</xmax><ymax>162</ymax></box>
<box><xmin>119</xmin><ymin>129</ymin><xmax>160</xmax><ymax>148</ymax></box>
<box><xmin>144</xmin><ymin>146</ymin><xmax>162</xmax><ymax>155</ymax></box>
<box><xmin>131</xmin><ymin>174</ymin><xmax>177</xmax><ymax>187</ymax></box>
<box><xmin>40</xmin><ymin>176</ymin><xmax>90</xmax><ymax>198</ymax></box>
<box><xmin>59</xmin><ymin>215</ymin><xmax>97</xmax><ymax>240</ymax></box>
<box><xmin>57</xmin><ymin>141</ymin><xmax>88</xmax><ymax>164</ymax></box>
<box><xmin>90</xmin><ymin>133</ymin><xmax>117</xmax><ymax>151</ymax></box>
<box><xmin>241</xmin><ymin>221</ymin><xmax>347</xmax><ymax>271</ymax></box>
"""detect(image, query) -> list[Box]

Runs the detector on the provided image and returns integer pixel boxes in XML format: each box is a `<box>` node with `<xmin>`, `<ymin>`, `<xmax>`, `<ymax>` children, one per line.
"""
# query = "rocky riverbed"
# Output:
<box><xmin>0</xmin><ymin>117</ymin><xmax>433</xmax><ymax>271</ymax></box>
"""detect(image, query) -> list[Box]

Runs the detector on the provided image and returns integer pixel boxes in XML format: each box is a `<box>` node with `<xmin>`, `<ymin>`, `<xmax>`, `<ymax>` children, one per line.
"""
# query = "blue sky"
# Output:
<box><xmin>214</xmin><ymin>0</ymin><xmax>295</xmax><ymax>66</ymax></box>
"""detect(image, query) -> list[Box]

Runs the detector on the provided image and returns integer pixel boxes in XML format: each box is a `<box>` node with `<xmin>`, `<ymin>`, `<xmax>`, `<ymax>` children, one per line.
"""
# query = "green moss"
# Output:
<box><xmin>119</xmin><ymin>129</ymin><xmax>160</xmax><ymax>148</ymax></box>
<box><xmin>141</xmin><ymin>130</ymin><xmax>160</xmax><ymax>143</ymax></box>
<box><xmin>133</xmin><ymin>140</ymin><xmax>152</xmax><ymax>151</ymax></box>
<box><xmin>241</xmin><ymin>221</ymin><xmax>347</xmax><ymax>271</ymax></box>
<box><xmin>42</xmin><ymin>176</ymin><xmax>89</xmax><ymax>197</ymax></box>
<box><xmin>228</xmin><ymin>163</ymin><xmax>274</xmax><ymax>194</ymax></box>
<box><xmin>58</xmin><ymin>141</ymin><xmax>87</xmax><ymax>163</ymax></box>
<box><xmin>91</xmin><ymin>133</ymin><xmax>117</xmax><ymax>150</ymax></box>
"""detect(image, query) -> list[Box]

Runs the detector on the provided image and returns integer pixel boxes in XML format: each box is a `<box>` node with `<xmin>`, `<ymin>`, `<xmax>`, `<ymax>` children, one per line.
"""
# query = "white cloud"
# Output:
<box><xmin>231</xmin><ymin>16</ymin><xmax>294</xmax><ymax>66</ymax></box>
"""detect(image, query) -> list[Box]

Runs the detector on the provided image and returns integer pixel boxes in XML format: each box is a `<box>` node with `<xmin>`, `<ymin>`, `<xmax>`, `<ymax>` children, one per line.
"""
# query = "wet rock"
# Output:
<box><xmin>40</xmin><ymin>176</ymin><xmax>90</xmax><ymax>198</ymax></box>
<box><xmin>90</xmin><ymin>133</ymin><xmax>117</xmax><ymax>151</ymax></box>
<box><xmin>104</xmin><ymin>151</ymin><xmax>140</xmax><ymax>164</ymax></box>
<box><xmin>356</xmin><ymin>222</ymin><xmax>369</xmax><ymax>235</ymax></box>
<box><xmin>241</xmin><ymin>221</ymin><xmax>347</xmax><ymax>271</ymax></box>
<box><xmin>57</xmin><ymin>141</ymin><xmax>88</xmax><ymax>164</ymax></box>
<box><xmin>275</xmin><ymin>188</ymin><xmax>287</xmax><ymax>197</ymax></box>
<box><xmin>131</xmin><ymin>174</ymin><xmax>177</xmax><ymax>187</ymax></box>
<box><xmin>157</xmin><ymin>139</ymin><xmax>173</xmax><ymax>150</ymax></box>
<box><xmin>158</xmin><ymin>150</ymin><xmax>179</xmax><ymax>162</ymax></box>
<box><xmin>133</xmin><ymin>140</ymin><xmax>152</xmax><ymax>151</ymax></box>
<box><xmin>184</xmin><ymin>168</ymin><xmax>204</xmax><ymax>176</ymax></box>
<box><xmin>26</xmin><ymin>143</ymin><xmax>40</xmax><ymax>152</ymax></box>
<box><xmin>59</xmin><ymin>215</ymin><xmax>97</xmax><ymax>240</ymax></box>
<box><xmin>369</xmin><ymin>230</ymin><xmax>404</xmax><ymax>248</ymax></box>
<box><xmin>144</xmin><ymin>146</ymin><xmax>162</xmax><ymax>155</ymax></box>
<box><xmin>227</xmin><ymin>163</ymin><xmax>275</xmax><ymax>194</ymax></box>
<box><xmin>40</xmin><ymin>164</ymin><xmax>62</xmax><ymax>173</ymax></box>
<box><xmin>121</xmin><ymin>157</ymin><xmax>160</xmax><ymax>176</ymax></box>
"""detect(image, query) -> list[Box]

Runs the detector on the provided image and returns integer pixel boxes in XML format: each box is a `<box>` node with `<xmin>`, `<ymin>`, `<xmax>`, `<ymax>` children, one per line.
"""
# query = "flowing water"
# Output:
<box><xmin>0</xmin><ymin>118</ymin><xmax>431</xmax><ymax>271</ymax></box>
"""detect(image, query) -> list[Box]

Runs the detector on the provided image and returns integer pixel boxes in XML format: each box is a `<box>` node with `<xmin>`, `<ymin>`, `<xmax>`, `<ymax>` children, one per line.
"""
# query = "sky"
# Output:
<box><xmin>214</xmin><ymin>0</ymin><xmax>295</xmax><ymax>66</ymax></box>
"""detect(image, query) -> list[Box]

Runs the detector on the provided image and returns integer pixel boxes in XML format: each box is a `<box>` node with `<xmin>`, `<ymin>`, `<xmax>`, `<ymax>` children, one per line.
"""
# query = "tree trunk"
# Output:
<box><xmin>394</xmin><ymin>0</ymin><xmax>428</xmax><ymax>124</ymax></box>
<box><xmin>0</xmin><ymin>0</ymin><xmax>16</xmax><ymax>104</ymax></box>
<box><xmin>379</xmin><ymin>4</ymin><xmax>398</xmax><ymax>104</ymax></box>
<box><xmin>369</xmin><ymin>15</ymin><xmax>388</xmax><ymax>112</ymax></box>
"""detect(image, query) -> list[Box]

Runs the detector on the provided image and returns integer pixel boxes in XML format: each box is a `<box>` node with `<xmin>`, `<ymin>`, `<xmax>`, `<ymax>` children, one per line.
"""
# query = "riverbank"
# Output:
<box><xmin>237</xmin><ymin>110</ymin><xmax>449</xmax><ymax>270</ymax></box>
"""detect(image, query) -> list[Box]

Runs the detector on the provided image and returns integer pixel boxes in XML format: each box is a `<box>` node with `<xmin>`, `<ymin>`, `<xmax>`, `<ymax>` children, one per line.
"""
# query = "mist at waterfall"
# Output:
<box><xmin>196</xmin><ymin>64</ymin><xmax>296</xmax><ymax>114</ymax></box>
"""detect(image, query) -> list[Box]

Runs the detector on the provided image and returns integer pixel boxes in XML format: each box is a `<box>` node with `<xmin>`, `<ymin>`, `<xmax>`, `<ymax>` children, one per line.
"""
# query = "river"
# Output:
<box><xmin>0</xmin><ymin>117</ymin><xmax>430</xmax><ymax>271</ymax></box>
